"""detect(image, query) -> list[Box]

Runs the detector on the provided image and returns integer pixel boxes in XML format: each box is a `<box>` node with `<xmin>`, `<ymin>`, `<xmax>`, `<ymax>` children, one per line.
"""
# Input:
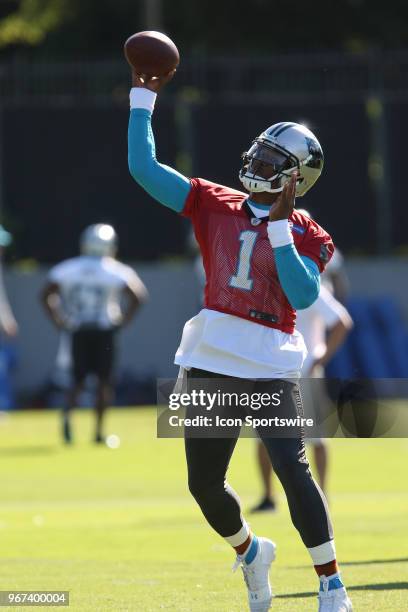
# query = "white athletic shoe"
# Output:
<box><xmin>233</xmin><ymin>537</ymin><xmax>276</xmax><ymax>611</ymax></box>
<box><xmin>318</xmin><ymin>577</ymin><xmax>353</xmax><ymax>611</ymax></box>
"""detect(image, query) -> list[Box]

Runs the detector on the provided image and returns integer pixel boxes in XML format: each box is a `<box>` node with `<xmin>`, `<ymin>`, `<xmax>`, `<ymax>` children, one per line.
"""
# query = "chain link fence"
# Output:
<box><xmin>0</xmin><ymin>50</ymin><xmax>408</xmax><ymax>105</ymax></box>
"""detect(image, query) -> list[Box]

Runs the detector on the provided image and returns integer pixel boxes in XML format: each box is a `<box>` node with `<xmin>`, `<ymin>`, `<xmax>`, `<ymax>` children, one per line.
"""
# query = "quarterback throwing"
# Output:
<box><xmin>127</xmin><ymin>67</ymin><xmax>352</xmax><ymax>612</ymax></box>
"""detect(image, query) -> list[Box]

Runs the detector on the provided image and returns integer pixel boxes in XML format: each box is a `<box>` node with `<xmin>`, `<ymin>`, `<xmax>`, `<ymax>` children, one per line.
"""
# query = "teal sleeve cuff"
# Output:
<box><xmin>274</xmin><ymin>244</ymin><xmax>320</xmax><ymax>310</ymax></box>
<box><xmin>128</xmin><ymin>109</ymin><xmax>191</xmax><ymax>213</ymax></box>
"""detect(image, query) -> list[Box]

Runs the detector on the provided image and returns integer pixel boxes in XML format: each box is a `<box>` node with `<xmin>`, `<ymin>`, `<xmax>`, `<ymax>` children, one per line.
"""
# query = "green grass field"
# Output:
<box><xmin>0</xmin><ymin>408</ymin><xmax>407</xmax><ymax>611</ymax></box>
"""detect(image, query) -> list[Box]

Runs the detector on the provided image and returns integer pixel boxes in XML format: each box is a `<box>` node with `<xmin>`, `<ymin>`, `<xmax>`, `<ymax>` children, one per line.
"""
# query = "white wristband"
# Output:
<box><xmin>129</xmin><ymin>87</ymin><xmax>157</xmax><ymax>112</ymax></box>
<box><xmin>267</xmin><ymin>220</ymin><xmax>294</xmax><ymax>248</ymax></box>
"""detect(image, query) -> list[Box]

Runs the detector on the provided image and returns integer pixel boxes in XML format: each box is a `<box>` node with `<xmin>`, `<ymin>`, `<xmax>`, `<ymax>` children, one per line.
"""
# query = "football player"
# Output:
<box><xmin>0</xmin><ymin>224</ymin><xmax>18</xmax><ymax>338</ymax></box>
<box><xmin>127</xmin><ymin>70</ymin><xmax>353</xmax><ymax>611</ymax></box>
<box><xmin>321</xmin><ymin>245</ymin><xmax>350</xmax><ymax>304</ymax></box>
<box><xmin>41</xmin><ymin>224</ymin><xmax>147</xmax><ymax>443</ymax></box>
<box><xmin>252</xmin><ymin>277</ymin><xmax>353</xmax><ymax>512</ymax></box>
<box><xmin>0</xmin><ymin>225</ymin><xmax>18</xmax><ymax>410</ymax></box>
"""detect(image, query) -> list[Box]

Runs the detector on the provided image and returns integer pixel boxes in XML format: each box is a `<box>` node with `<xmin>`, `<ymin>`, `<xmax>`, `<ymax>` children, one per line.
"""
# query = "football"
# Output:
<box><xmin>124</xmin><ymin>31</ymin><xmax>180</xmax><ymax>76</ymax></box>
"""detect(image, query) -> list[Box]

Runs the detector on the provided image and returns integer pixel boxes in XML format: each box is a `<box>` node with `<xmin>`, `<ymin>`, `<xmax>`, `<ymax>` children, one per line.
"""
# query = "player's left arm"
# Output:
<box><xmin>274</xmin><ymin>249</ymin><xmax>320</xmax><ymax>310</ymax></box>
<box><xmin>120</xmin><ymin>286</ymin><xmax>143</xmax><ymax>326</ymax></box>
<box><xmin>268</xmin><ymin>172</ymin><xmax>323</xmax><ymax>310</ymax></box>
<box><xmin>119</xmin><ymin>272</ymin><xmax>148</xmax><ymax>327</ymax></box>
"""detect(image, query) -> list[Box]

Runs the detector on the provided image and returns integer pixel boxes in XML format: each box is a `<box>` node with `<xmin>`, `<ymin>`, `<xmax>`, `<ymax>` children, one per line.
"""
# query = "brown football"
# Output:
<box><xmin>124</xmin><ymin>31</ymin><xmax>180</xmax><ymax>76</ymax></box>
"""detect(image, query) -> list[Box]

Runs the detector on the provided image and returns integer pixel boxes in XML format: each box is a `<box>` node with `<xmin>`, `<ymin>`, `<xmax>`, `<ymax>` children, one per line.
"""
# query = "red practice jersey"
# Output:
<box><xmin>183</xmin><ymin>179</ymin><xmax>334</xmax><ymax>334</ymax></box>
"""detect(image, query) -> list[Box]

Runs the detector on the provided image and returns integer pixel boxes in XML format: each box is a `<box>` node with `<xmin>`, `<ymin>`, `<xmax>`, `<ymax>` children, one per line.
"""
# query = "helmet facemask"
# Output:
<box><xmin>239</xmin><ymin>139</ymin><xmax>301</xmax><ymax>194</ymax></box>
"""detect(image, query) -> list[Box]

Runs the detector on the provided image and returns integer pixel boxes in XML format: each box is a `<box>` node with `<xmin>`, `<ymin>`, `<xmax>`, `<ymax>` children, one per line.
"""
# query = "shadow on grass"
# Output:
<box><xmin>342</xmin><ymin>557</ymin><xmax>408</xmax><ymax>566</ymax></box>
<box><xmin>276</xmin><ymin>582</ymin><xmax>408</xmax><ymax>599</ymax></box>
<box><xmin>0</xmin><ymin>446</ymin><xmax>57</xmax><ymax>456</ymax></box>
<box><xmin>292</xmin><ymin>557</ymin><xmax>408</xmax><ymax>569</ymax></box>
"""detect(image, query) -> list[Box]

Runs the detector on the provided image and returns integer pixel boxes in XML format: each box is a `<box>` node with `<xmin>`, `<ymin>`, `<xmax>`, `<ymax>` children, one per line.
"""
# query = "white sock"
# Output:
<box><xmin>308</xmin><ymin>540</ymin><xmax>336</xmax><ymax>565</ymax></box>
<box><xmin>224</xmin><ymin>521</ymin><xmax>250</xmax><ymax>548</ymax></box>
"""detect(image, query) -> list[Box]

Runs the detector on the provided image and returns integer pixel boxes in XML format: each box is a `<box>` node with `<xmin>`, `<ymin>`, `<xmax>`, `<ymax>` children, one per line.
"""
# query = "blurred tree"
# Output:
<box><xmin>0</xmin><ymin>0</ymin><xmax>407</xmax><ymax>55</ymax></box>
<box><xmin>0</xmin><ymin>0</ymin><xmax>72</xmax><ymax>46</ymax></box>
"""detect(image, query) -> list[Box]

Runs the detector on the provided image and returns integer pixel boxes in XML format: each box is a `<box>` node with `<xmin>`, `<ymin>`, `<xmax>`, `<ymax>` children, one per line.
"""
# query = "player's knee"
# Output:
<box><xmin>188</xmin><ymin>475</ymin><xmax>222</xmax><ymax>506</ymax></box>
<box><xmin>272</xmin><ymin>451</ymin><xmax>310</xmax><ymax>484</ymax></box>
<box><xmin>188</xmin><ymin>475</ymin><xmax>209</xmax><ymax>500</ymax></box>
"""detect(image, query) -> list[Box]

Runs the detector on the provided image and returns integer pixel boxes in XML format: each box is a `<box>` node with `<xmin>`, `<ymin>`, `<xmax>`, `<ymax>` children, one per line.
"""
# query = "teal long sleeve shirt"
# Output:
<box><xmin>128</xmin><ymin>108</ymin><xmax>320</xmax><ymax>310</ymax></box>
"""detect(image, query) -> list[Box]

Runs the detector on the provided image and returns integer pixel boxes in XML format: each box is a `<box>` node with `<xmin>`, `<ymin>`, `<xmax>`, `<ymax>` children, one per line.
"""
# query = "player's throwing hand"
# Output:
<box><xmin>269</xmin><ymin>171</ymin><xmax>298</xmax><ymax>222</ymax></box>
<box><xmin>131</xmin><ymin>70</ymin><xmax>176</xmax><ymax>92</ymax></box>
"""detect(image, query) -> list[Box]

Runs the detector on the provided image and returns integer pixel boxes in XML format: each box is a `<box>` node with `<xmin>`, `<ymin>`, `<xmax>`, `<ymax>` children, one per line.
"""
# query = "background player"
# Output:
<box><xmin>41</xmin><ymin>223</ymin><xmax>147</xmax><ymax>443</ymax></box>
<box><xmin>0</xmin><ymin>224</ymin><xmax>18</xmax><ymax>339</ymax></box>
<box><xmin>127</xmin><ymin>67</ymin><xmax>352</xmax><ymax>612</ymax></box>
<box><xmin>252</xmin><ymin>278</ymin><xmax>353</xmax><ymax>512</ymax></box>
<box><xmin>0</xmin><ymin>224</ymin><xmax>18</xmax><ymax>409</ymax></box>
<box><xmin>321</xmin><ymin>245</ymin><xmax>349</xmax><ymax>304</ymax></box>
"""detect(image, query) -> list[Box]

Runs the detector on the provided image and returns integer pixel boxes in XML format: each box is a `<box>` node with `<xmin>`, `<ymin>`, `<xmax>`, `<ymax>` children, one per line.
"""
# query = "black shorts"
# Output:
<box><xmin>71</xmin><ymin>328</ymin><xmax>115</xmax><ymax>383</ymax></box>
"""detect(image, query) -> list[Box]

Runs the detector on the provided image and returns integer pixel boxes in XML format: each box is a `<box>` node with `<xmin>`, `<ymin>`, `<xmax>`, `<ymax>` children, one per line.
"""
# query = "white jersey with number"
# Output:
<box><xmin>321</xmin><ymin>247</ymin><xmax>344</xmax><ymax>292</ymax></box>
<box><xmin>296</xmin><ymin>284</ymin><xmax>349</xmax><ymax>375</ymax></box>
<box><xmin>48</xmin><ymin>255</ymin><xmax>147</xmax><ymax>331</ymax></box>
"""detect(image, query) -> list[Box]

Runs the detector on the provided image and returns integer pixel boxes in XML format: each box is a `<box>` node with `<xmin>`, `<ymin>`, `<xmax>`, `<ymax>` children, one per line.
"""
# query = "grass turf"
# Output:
<box><xmin>0</xmin><ymin>407</ymin><xmax>407</xmax><ymax>611</ymax></box>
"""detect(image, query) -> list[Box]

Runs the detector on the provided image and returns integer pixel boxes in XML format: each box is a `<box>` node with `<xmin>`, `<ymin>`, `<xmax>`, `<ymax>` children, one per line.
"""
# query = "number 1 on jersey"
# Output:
<box><xmin>229</xmin><ymin>230</ymin><xmax>258</xmax><ymax>291</ymax></box>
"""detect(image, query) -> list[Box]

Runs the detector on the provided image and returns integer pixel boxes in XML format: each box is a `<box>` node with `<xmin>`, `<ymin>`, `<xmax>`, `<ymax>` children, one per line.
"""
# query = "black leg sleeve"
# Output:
<box><xmin>253</xmin><ymin>379</ymin><xmax>333</xmax><ymax>548</ymax></box>
<box><xmin>185</xmin><ymin>435</ymin><xmax>243</xmax><ymax>537</ymax></box>
<box><xmin>184</xmin><ymin>368</ymin><xmax>244</xmax><ymax>538</ymax></box>
<box><xmin>263</xmin><ymin>436</ymin><xmax>333</xmax><ymax>548</ymax></box>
